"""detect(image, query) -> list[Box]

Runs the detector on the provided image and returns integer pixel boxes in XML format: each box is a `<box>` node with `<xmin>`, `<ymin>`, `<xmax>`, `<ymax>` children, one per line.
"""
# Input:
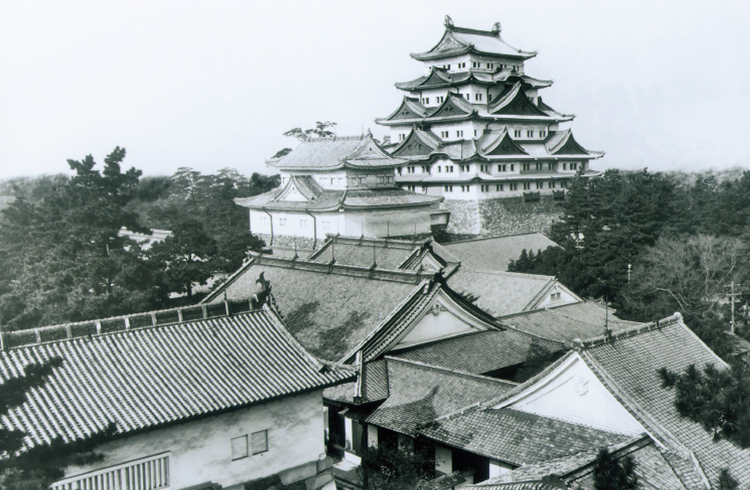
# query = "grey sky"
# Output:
<box><xmin>1</xmin><ymin>0</ymin><xmax>749</xmax><ymax>180</ymax></box>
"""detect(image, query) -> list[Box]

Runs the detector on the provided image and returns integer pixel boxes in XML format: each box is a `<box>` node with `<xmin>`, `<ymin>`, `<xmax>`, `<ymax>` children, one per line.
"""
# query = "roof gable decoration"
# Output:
<box><xmin>428</xmin><ymin>92</ymin><xmax>475</xmax><ymax>119</ymax></box>
<box><xmin>480</xmin><ymin>129</ymin><xmax>529</xmax><ymax>156</ymax></box>
<box><xmin>526</xmin><ymin>280</ymin><xmax>582</xmax><ymax>311</ymax></box>
<box><xmin>276</xmin><ymin>176</ymin><xmax>314</xmax><ymax>203</ymax></box>
<box><xmin>489</xmin><ymin>82</ymin><xmax>550</xmax><ymax>117</ymax></box>
<box><xmin>494</xmin><ymin>352</ymin><xmax>647</xmax><ymax>437</ymax></box>
<box><xmin>392</xmin><ymin>289</ymin><xmax>498</xmax><ymax>351</ymax></box>
<box><xmin>382</xmin><ymin>97</ymin><xmax>429</xmax><ymax>122</ymax></box>
<box><xmin>391</xmin><ymin>128</ymin><xmax>441</xmax><ymax>158</ymax></box>
<box><xmin>345</xmin><ymin>136</ymin><xmax>403</xmax><ymax>166</ymax></box>
<box><xmin>548</xmin><ymin>130</ymin><xmax>603</xmax><ymax>156</ymax></box>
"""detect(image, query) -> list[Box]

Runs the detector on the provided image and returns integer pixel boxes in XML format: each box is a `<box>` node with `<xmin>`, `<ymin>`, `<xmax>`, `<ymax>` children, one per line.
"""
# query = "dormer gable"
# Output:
<box><xmin>494</xmin><ymin>352</ymin><xmax>646</xmax><ymax>436</ymax></box>
<box><xmin>391</xmin><ymin>128</ymin><xmax>441</xmax><ymax>157</ymax></box>
<box><xmin>481</xmin><ymin>129</ymin><xmax>529</xmax><ymax>156</ymax></box>
<box><xmin>489</xmin><ymin>82</ymin><xmax>549</xmax><ymax>117</ymax></box>
<box><xmin>428</xmin><ymin>92</ymin><xmax>475</xmax><ymax>119</ymax></box>
<box><xmin>383</xmin><ymin>97</ymin><xmax>429</xmax><ymax>121</ymax></box>
<box><xmin>275</xmin><ymin>175</ymin><xmax>321</xmax><ymax>202</ymax></box>
<box><xmin>549</xmin><ymin>130</ymin><xmax>593</xmax><ymax>155</ymax></box>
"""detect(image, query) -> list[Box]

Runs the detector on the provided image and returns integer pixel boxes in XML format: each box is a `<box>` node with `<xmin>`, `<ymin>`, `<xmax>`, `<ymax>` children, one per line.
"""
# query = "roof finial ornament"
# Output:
<box><xmin>444</xmin><ymin>15</ymin><xmax>454</xmax><ymax>29</ymax></box>
<box><xmin>492</xmin><ymin>21</ymin><xmax>502</xmax><ymax>36</ymax></box>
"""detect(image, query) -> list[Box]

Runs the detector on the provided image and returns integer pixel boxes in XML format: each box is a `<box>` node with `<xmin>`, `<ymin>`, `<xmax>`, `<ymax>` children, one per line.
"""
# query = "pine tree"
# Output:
<box><xmin>592</xmin><ymin>447</ymin><xmax>638</xmax><ymax>490</ymax></box>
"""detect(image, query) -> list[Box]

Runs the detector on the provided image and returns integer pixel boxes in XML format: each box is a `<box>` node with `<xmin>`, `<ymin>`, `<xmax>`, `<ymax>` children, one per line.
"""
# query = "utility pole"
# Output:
<box><xmin>725</xmin><ymin>281</ymin><xmax>744</xmax><ymax>333</ymax></box>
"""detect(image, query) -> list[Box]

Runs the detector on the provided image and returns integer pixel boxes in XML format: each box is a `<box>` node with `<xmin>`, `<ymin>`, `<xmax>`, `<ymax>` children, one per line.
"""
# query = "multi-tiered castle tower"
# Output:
<box><xmin>378</xmin><ymin>16</ymin><xmax>603</xmax><ymax>235</ymax></box>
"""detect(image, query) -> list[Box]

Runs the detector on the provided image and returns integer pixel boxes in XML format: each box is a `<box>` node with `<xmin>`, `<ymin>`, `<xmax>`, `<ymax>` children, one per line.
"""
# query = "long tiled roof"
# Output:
<box><xmin>268</xmin><ymin>134</ymin><xmax>406</xmax><ymax>170</ymax></box>
<box><xmin>0</xmin><ymin>309</ymin><xmax>353</xmax><ymax>448</ymax></box>
<box><xmin>363</xmin><ymin>357</ymin><xmax>515</xmax><ymax>436</ymax></box>
<box><xmin>442</xmin><ymin>233</ymin><xmax>561</xmax><ymax>272</ymax></box>
<box><xmin>497</xmin><ymin>302</ymin><xmax>641</xmax><ymax>344</ymax></box>
<box><xmin>576</xmin><ymin>315</ymin><xmax>750</xmax><ymax>486</ymax></box>
<box><xmin>202</xmin><ymin>255</ymin><xmax>434</xmax><ymax>362</ymax></box>
<box><xmin>306</xmin><ymin>235</ymin><xmax>424</xmax><ymax>270</ymax></box>
<box><xmin>445</xmin><ymin>268</ymin><xmax>558</xmax><ymax>317</ymax></box>
<box><xmin>389</xmin><ymin>329</ymin><xmax>564</xmax><ymax>375</ymax></box>
<box><xmin>420</xmin><ymin>406</ymin><xmax>632</xmax><ymax>466</ymax></box>
<box><xmin>395</xmin><ymin>66</ymin><xmax>552</xmax><ymax>91</ymax></box>
<box><xmin>234</xmin><ymin>177</ymin><xmax>442</xmax><ymax>212</ymax></box>
<box><xmin>411</xmin><ymin>24</ymin><xmax>536</xmax><ymax>61</ymax></box>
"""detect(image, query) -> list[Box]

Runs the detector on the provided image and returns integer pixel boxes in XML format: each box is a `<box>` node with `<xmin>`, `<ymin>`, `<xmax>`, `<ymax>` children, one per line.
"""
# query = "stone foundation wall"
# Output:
<box><xmin>441</xmin><ymin>197</ymin><xmax>563</xmax><ymax>236</ymax></box>
<box><xmin>440</xmin><ymin>200</ymin><xmax>481</xmax><ymax>235</ymax></box>
<box><xmin>257</xmin><ymin>234</ymin><xmax>324</xmax><ymax>252</ymax></box>
<box><xmin>478</xmin><ymin>196</ymin><xmax>563</xmax><ymax>236</ymax></box>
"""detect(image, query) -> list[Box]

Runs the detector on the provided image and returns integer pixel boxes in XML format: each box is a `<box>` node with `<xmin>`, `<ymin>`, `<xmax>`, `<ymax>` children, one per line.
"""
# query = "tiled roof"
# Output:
<box><xmin>546</xmin><ymin>130</ymin><xmax>604</xmax><ymax>157</ymax></box>
<box><xmin>324</xmin><ymin>359</ymin><xmax>389</xmax><ymax>405</ymax></box>
<box><xmin>389</xmin><ymin>329</ymin><xmax>564</xmax><ymax>375</ymax></box>
<box><xmin>364</xmin><ymin>358</ymin><xmax>515</xmax><ymax>435</ymax></box>
<box><xmin>395</xmin><ymin>67</ymin><xmax>552</xmax><ymax>91</ymax></box>
<box><xmin>420</xmin><ymin>406</ymin><xmax>631</xmax><ymax>466</ymax></box>
<box><xmin>268</xmin><ymin>134</ymin><xmax>406</xmax><ymax>170</ymax></box>
<box><xmin>411</xmin><ymin>24</ymin><xmax>536</xmax><ymax>61</ymax></box>
<box><xmin>442</xmin><ymin>233</ymin><xmax>561</xmax><ymax>272</ymax></box>
<box><xmin>234</xmin><ymin>180</ymin><xmax>442</xmax><ymax>212</ymax></box>
<box><xmin>498</xmin><ymin>302</ymin><xmax>642</xmax><ymax>344</ymax></box>
<box><xmin>0</xmin><ymin>309</ymin><xmax>353</xmax><ymax>448</ymax></box>
<box><xmin>577</xmin><ymin>315</ymin><xmax>750</xmax><ymax>485</ymax></box>
<box><xmin>307</xmin><ymin>235</ymin><xmax>423</xmax><ymax>270</ymax></box>
<box><xmin>473</xmin><ymin>437</ymin><xmax>693</xmax><ymax>490</ymax></box>
<box><xmin>202</xmin><ymin>255</ymin><xmax>433</xmax><ymax>362</ymax></box>
<box><xmin>445</xmin><ymin>268</ymin><xmax>557</xmax><ymax>317</ymax></box>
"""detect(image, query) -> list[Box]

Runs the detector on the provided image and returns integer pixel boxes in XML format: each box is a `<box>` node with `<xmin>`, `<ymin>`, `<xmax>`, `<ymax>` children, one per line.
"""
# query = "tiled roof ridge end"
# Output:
<box><xmin>572</xmin><ymin>312</ymin><xmax>683</xmax><ymax>351</ymax></box>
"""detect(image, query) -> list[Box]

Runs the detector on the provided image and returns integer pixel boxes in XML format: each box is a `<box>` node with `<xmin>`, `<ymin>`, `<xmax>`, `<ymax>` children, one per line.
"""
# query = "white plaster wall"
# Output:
<box><xmin>343</xmin><ymin>208</ymin><xmax>432</xmax><ymax>238</ymax></box>
<box><xmin>499</xmin><ymin>354</ymin><xmax>645</xmax><ymax>436</ymax></box>
<box><xmin>435</xmin><ymin>446</ymin><xmax>453</xmax><ymax>475</ymax></box>
<box><xmin>63</xmin><ymin>391</ymin><xmax>326</xmax><ymax>489</ymax></box>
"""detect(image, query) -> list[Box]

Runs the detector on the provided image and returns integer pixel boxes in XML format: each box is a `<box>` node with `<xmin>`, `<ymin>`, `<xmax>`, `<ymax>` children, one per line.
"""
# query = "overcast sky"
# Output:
<box><xmin>2</xmin><ymin>0</ymin><xmax>750</xmax><ymax>180</ymax></box>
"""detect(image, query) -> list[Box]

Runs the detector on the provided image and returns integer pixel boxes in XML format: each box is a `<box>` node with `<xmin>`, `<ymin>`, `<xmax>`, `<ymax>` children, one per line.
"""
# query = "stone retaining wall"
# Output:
<box><xmin>441</xmin><ymin>197</ymin><xmax>564</xmax><ymax>236</ymax></box>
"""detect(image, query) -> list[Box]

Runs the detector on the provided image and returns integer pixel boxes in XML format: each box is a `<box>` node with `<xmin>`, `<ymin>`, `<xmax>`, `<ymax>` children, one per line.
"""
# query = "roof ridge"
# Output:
<box><xmin>456</xmin><ymin>266</ymin><xmax>555</xmax><ymax>281</ymax></box>
<box><xmin>572</xmin><ymin>312</ymin><xmax>683</xmax><ymax>350</ymax></box>
<box><xmin>304</xmin><ymin>135</ymin><xmax>365</xmax><ymax>142</ymax></box>
<box><xmin>1</xmin><ymin>303</ymin><xmax>258</xmax><ymax>351</ymax></box>
<box><xmin>443</xmin><ymin>231</ymin><xmax>551</xmax><ymax>245</ymax></box>
<box><xmin>383</xmin><ymin>355</ymin><xmax>519</xmax><ymax>386</ymax></box>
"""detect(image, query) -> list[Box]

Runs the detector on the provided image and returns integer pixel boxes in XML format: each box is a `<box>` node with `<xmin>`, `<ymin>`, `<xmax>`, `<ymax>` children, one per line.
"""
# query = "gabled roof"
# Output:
<box><xmin>389</xmin><ymin>329</ymin><xmax>564</xmax><ymax>375</ymax></box>
<box><xmin>480</xmin><ymin>130</ymin><xmax>529</xmax><ymax>157</ymax></box>
<box><xmin>430</xmin><ymin>92</ymin><xmax>476</xmax><ymax>119</ymax></box>
<box><xmin>419</xmin><ymin>406</ymin><xmax>631</xmax><ymax>466</ymax></box>
<box><xmin>442</xmin><ymin>232</ymin><xmax>559</xmax><ymax>271</ymax></box>
<box><xmin>0</xmin><ymin>308</ymin><xmax>353</xmax><ymax>448</ymax></box>
<box><xmin>395</xmin><ymin>67</ymin><xmax>552</xmax><ymax>91</ymax></box>
<box><xmin>497</xmin><ymin>301</ymin><xmax>641</xmax><ymax>344</ymax></box>
<box><xmin>359</xmin><ymin>357</ymin><xmax>516</xmax><ymax>436</ymax></box>
<box><xmin>381</xmin><ymin>97</ymin><xmax>429</xmax><ymax>121</ymax></box>
<box><xmin>445</xmin><ymin>268</ymin><xmax>571</xmax><ymax>317</ymax></box>
<box><xmin>487</xmin><ymin>313</ymin><xmax>750</xmax><ymax>486</ymax></box>
<box><xmin>411</xmin><ymin>21</ymin><xmax>537</xmax><ymax>62</ymax></box>
<box><xmin>268</xmin><ymin>134</ymin><xmax>406</xmax><ymax>170</ymax></box>
<box><xmin>390</xmin><ymin>127</ymin><xmax>442</xmax><ymax>157</ymax></box>
<box><xmin>546</xmin><ymin>130</ymin><xmax>604</xmax><ymax>157</ymax></box>
<box><xmin>202</xmin><ymin>255</ymin><xmax>435</xmax><ymax>362</ymax></box>
<box><xmin>489</xmin><ymin>82</ymin><xmax>550</xmax><ymax>117</ymax></box>
<box><xmin>234</xmin><ymin>179</ymin><xmax>442</xmax><ymax>212</ymax></box>
<box><xmin>307</xmin><ymin>235</ymin><xmax>425</xmax><ymax>270</ymax></box>
<box><xmin>377</xmin><ymin>93</ymin><xmax>479</xmax><ymax>126</ymax></box>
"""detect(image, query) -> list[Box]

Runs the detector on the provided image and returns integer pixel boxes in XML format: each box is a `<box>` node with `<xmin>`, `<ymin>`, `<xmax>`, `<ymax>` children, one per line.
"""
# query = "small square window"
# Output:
<box><xmin>252</xmin><ymin>430</ymin><xmax>268</xmax><ymax>455</ymax></box>
<box><xmin>232</xmin><ymin>435</ymin><xmax>248</xmax><ymax>460</ymax></box>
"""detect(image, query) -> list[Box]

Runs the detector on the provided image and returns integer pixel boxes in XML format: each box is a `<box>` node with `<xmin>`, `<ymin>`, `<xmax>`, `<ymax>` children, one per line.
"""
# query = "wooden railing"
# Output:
<box><xmin>50</xmin><ymin>453</ymin><xmax>170</xmax><ymax>490</ymax></box>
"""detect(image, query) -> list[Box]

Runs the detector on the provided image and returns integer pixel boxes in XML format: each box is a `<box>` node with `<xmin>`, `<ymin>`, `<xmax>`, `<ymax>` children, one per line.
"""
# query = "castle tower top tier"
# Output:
<box><xmin>410</xmin><ymin>16</ymin><xmax>537</xmax><ymax>75</ymax></box>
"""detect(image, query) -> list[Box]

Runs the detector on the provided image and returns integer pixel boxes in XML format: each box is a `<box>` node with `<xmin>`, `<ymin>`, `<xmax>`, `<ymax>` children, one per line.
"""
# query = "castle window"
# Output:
<box><xmin>441</xmin><ymin>131</ymin><xmax>449</xmax><ymax>138</ymax></box>
<box><xmin>514</xmin><ymin>130</ymin><xmax>522</xmax><ymax>138</ymax></box>
<box><xmin>550</xmin><ymin>292</ymin><xmax>562</xmax><ymax>302</ymax></box>
<box><xmin>488</xmin><ymin>94</ymin><xmax>493</xmax><ymax>102</ymax></box>
<box><xmin>447</xmin><ymin>166</ymin><xmax>454</xmax><ymax>173</ymax></box>
<box><xmin>510</xmin><ymin>164</ymin><xmax>515</xmax><ymax>171</ymax></box>
<box><xmin>456</xmin><ymin>130</ymin><xmax>463</xmax><ymax>137</ymax></box>
<box><xmin>408</xmin><ymin>166</ymin><xmax>415</xmax><ymax>173</ymax></box>
<box><xmin>498</xmin><ymin>164</ymin><xmax>506</xmax><ymax>172</ymax></box>
<box><xmin>472</xmin><ymin>62</ymin><xmax>479</xmax><ymax>68</ymax></box>
<box><xmin>465</xmin><ymin>94</ymin><xmax>470</xmax><ymax>100</ymax></box>
<box><xmin>378</xmin><ymin>176</ymin><xmax>385</xmax><ymax>183</ymax></box>
<box><xmin>522</xmin><ymin>163</ymin><xmax>530</xmax><ymax>171</ymax></box>
<box><xmin>437</xmin><ymin>166</ymin><xmax>442</xmax><ymax>172</ymax></box>
<box><xmin>437</xmin><ymin>96</ymin><xmax>444</xmax><ymax>103</ymax></box>
<box><xmin>481</xmin><ymin>185</ymin><xmax>489</xmax><ymax>192</ymax></box>
<box><xmin>497</xmin><ymin>184</ymin><xmax>503</xmax><ymax>191</ymax></box>
<box><xmin>474</xmin><ymin>129</ymin><xmax>477</xmax><ymax>137</ymax></box>
<box><xmin>540</xmin><ymin>130</ymin><xmax>547</xmax><ymax>138</ymax></box>
<box><xmin>480</xmin><ymin>164</ymin><xmax>489</xmax><ymax>172</ymax></box>
<box><xmin>408</xmin><ymin>185</ymin><xmax>416</xmax><ymax>192</ymax></box>
<box><xmin>300</xmin><ymin>219</ymin><xmax>306</xmax><ymax>228</ymax></box>
<box><xmin>527</xmin><ymin>130</ymin><xmax>533</xmax><ymax>137</ymax></box>
<box><xmin>279</xmin><ymin>218</ymin><xmax>287</xmax><ymax>226</ymax></box>
<box><xmin>486</xmin><ymin>63</ymin><xmax>491</xmax><ymax>69</ymax></box>
<box><xmin>444</xmin><ymin>185</ymin><xmax>453</xmax><ymax>192</ymax></box>
<box><xmin>563</xmin><ymin>163</ymin><xmax>568</xmax><ymax>170</ymax></box>
<box><xmin>571</xmin><ymin>162</ymin><xmax>579</xmax><ymax>170</ymax></box>
<box><xmin>510</xmin><ymin>183</ymin><xmax>518</xmax><ymax>191</ymax></box>
<box><xmin>461</xmin><ymin>165</ymin><xmax>470</xmax><ymax>172</ymax></box>
<box><xmin>475</xmin><ymin>94</ymin><xmax>482</xmax><ymax>101</ymax></box>
<box><xmin>421</xmin><ymin>185</ymin><xmax>427</xmax><ymax>193</ymax></box>
<box><xmin>251</xmin><ymin>430</ymin><xmax>268</xmax><ymax>455</ymax></box>
<box><xmin>399</xmin><ymin>134</ymin><xmax>405</xmax><ymax>141</ymax></box>
<box><xmin>536</xmin><ymin>163</ymin><xmax>543</xmax><ymax>171</ymax></box>
<box><xmin>232</xmin><ymin>436</ymin><xmax>248</xmax><ymax>460</ymax></box>
<box><xmin>461</xmin><ymin>185</ymin><xmax>470</xmax><ymax>192</ymax></box>
<box><xmin>536</xmin><ymin>182</ymin><xmax>543</xmax><ymax>189</ymax></box>
<box><xmin>358</xmin><ymin>176</ymin><xmax>366</xmax><ymax>184</ymax></box>
<box><xmin>549</xmin><ymin>181</ymin><xmax>556</xmax><ymax>189</ymax></box>
<box><xmin>421</xmin><ymin>165</ymin><xmax>430</xmax><ymax>173</ymax></box>
<box><xmin>523</xmin><ymin>182</ymin><xmax>531</xmax><ymax>190</ymax></box>
<box><xmin>548</xmin><ymin>162</ymin><xmax>556</xmax><ymax>170</ymax></box>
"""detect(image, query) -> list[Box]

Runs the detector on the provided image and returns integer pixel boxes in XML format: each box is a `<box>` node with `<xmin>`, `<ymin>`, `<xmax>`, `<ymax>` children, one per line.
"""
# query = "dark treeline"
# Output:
<box><xmin>509</xmin><ymin>169</ymin><xmax>750</xmax><ymax>359</ymax></box>
<box><xmin>0</xmin><ymin>148</ymin><xmax>279</xmax><ymax>331</ymax></box>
